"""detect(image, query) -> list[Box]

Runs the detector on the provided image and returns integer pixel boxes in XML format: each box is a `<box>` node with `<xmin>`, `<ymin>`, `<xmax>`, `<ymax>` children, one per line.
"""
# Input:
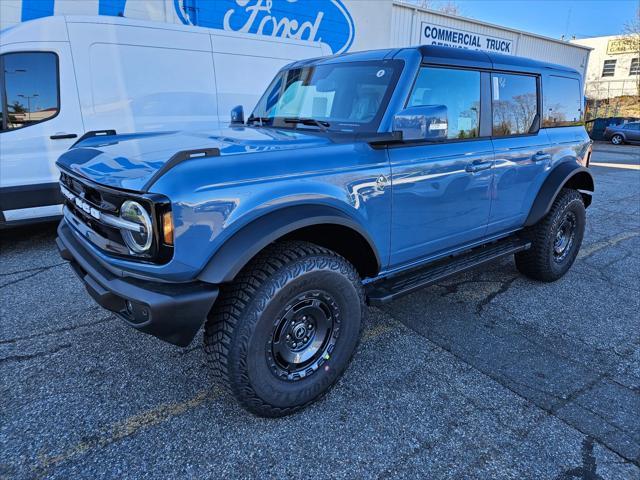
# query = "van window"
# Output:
<box><xmin>1</xmin><ymin>52</ymin><xmax>59</xmax><ymax>131</ymax></box>
<box><xmin>543</xmin><ymin>76</ymin><xmax>582</xmax><ymax>127</ymax></box>
<box><xmin>408</xmin><ymin>67</ymin><xmax>480</xmax><ymax>139</ymax></box>
<box><xmin>492</xmin><ymin>73</ymin><xmax>538</xmax><ymax>136</ymax></box>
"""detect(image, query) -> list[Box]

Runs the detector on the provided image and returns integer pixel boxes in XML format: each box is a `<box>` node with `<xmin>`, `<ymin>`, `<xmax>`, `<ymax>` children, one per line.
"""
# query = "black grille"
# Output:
<box><xmin>59</xmin><ymin>171</ymin><xmax>173</xmax><ymax>264</ymax></box>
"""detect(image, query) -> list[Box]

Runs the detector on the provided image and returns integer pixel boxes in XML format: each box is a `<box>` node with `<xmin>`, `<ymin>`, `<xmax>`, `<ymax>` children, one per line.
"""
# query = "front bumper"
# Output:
<box><xmin>56</xmin><ymin>220</ymin><xmax>219</xmax><ymax>347</ymax></box>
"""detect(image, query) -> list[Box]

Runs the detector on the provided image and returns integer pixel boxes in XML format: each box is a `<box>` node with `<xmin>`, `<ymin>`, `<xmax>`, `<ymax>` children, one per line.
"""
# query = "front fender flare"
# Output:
<box><xmin>525</xmin><ymin>162</ymin><xmax>594</xmax><ymax>227</ymax></box>
<box><xmin>197</xmin><ymin>204</ymin><xmax>381</xmax><ymax>284</ymax></box>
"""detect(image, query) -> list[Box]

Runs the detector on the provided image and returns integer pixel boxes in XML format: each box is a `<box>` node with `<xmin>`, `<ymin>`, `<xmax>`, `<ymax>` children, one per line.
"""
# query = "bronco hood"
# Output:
<box><xmin>56</xmin><ymin>128</ymin><xmax>332</xmax><ymax>192</ymax></box>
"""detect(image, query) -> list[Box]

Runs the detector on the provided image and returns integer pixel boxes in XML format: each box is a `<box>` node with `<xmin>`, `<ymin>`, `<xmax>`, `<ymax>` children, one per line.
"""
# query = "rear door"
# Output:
<box><xmin>388</xmin><ymin>66</ymin><xmax>494</xmax><ymax>267</ymax></box>
<box><xmin>0</xmin><ymin>45</ymin><xmax>83</xmax><ymax>222</ymax></box>
<box><xmin>626</xmin><ymin>122</ymin><xmax>640</xmax><ymax>141</ymax></box>
<box><xmin>486</xmin><ymin>72</ymin><xmax>550</xmax><ymax>235</ymax></box>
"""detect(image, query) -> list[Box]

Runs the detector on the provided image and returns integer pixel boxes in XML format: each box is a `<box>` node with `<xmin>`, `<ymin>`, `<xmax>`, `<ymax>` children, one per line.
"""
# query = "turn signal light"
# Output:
<box><xmin>162</xmin><ymin>211</ymin><xmax>174</xmax><ymax>246</ymax></box>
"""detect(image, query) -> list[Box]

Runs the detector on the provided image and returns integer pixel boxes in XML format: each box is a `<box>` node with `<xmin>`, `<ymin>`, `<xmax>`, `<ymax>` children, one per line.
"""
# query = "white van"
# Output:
<box><xmin>0</xmin><ymin>16</ymin><xmax>329</xmax><ymax>226</ymax></box>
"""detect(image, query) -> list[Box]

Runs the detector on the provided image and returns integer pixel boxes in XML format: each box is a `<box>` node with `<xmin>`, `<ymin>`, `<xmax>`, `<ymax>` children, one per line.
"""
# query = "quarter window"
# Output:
<box><xmin>602</xmin><ymin>59</ymin><xmax>616</xmax><ymax>77</ymax></box>
<box><xmin>492</xmin><ymin>73</ymin><xmax>538</xmax><ymax>136</ymax></box>
<box><xmin>408</xmin><ymin>67</ymin><xmax>480</xmax><ymax>139</ymax></box>
<box><xmin>1</xmin><ymin>52</ymin><xmax>59</xmax><ymax>131</ymax></box>
<box><xmin>543</xmin><ymin>76</ymin><xmax>582</xmax><ymax>127</ymax></box>
<box><xmin>630</xmin><ymin>58</ymin><xmax>639</xmax><ymax>76</ymax></box>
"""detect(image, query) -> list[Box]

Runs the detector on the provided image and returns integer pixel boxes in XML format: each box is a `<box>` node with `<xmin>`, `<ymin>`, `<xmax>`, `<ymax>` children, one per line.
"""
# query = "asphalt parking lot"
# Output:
<box><xmin>1</xmin><ymin>143</ymin><xmax>639</xmax><ymax>480</ymax></box>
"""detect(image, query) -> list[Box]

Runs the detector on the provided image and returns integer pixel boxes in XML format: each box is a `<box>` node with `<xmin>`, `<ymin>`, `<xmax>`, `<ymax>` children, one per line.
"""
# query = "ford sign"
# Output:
<box><xmin>174</xmin><ymin>0</ymin><xmax>355</xmax><ymax>54</ymax></box>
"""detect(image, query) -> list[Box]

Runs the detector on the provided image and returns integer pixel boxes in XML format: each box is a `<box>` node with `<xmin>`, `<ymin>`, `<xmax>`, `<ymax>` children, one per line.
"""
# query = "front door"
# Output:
<box><xmin>388</xmin><ymin>66</ymin><xmax>493</xmax><ymax>268</ymax></box>
<box><xmin>0</xmin><ymin>44</ymin><xmax>83</xmax><ymax>222</ymax></box>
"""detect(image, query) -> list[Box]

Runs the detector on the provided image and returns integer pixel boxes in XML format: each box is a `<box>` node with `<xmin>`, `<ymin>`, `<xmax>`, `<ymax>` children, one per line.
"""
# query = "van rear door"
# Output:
<box><xmin>0</xmin><ymin>44</ymin><xmax>83</xmax><ymax>223</ymax></box>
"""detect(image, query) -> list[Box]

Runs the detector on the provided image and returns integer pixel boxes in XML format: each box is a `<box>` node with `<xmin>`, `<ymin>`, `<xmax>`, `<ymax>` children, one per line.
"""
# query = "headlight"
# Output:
<box><xmin>120</xmin><ymin>200</ymin><xmax>153</xmax><ymax>253</ymax></box>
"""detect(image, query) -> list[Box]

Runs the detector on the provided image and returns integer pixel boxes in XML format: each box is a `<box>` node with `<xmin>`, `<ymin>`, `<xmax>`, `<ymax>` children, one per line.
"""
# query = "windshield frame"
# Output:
<box><xmin>249</xmin><ymin>59</ymin><xmax>404</xmax><ymax>134</ymax></box>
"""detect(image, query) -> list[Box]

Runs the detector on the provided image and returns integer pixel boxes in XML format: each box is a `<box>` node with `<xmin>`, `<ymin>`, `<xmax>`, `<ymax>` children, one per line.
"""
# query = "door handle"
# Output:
<box><xmin>465</xmin><ymin>161</ymin><xmax>492</xmax><ymax>173</ymax></box>
<box><xmin>50</xmin><ymin>133</ymin><xmax>78</xmax><ymax>140</ymax></box>
<box><xmin>532</xmin><ymin>151</ymin><xmax>551</xmax><ymax>162</ymax></box>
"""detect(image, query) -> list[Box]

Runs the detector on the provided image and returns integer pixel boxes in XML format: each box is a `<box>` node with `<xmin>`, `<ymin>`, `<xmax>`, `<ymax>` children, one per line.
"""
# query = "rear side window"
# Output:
<box><xmin>543</xmin><ymin>76</ymin><xmax>582</xmax><ymax>127</ymax></box>
<box><xmin>1</xmin><ymin>52</ymin><xmax>59</xmax><ymax>131</ymax></box>
<box><xmin>491</xmin><ymin>73</ymin><xmax>538</xmax><ymax>136</ymax></box>
<box><xmin>408</xmin><ymin>67</ymin><xmax>480</xmax><ymax>139</ymax></box>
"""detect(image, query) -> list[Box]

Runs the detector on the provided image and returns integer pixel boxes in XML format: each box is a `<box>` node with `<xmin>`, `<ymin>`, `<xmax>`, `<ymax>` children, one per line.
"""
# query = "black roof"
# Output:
<box><xmin>288</xmin><ymin>44</ymin><xmax>580</xmax><ymax>77</ymax></box>
<box><xmin>417</xmin><ymin>45</ymin><xmax>580</xmax><ymax>75</ymax></box>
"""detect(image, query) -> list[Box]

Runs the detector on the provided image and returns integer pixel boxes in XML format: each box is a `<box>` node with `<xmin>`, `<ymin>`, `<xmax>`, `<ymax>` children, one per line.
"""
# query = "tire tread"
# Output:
<box><xmin>204</xmin><ymin>240</ymin><xmax>364</xmax><ymax>417</ymax></box>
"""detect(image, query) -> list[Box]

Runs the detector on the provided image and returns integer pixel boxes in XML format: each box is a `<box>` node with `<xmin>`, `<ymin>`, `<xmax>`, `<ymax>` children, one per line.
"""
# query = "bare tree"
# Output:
<box><xmin>621</xmin><ymin>6</ymin><xmax>640</xmax><ymax>96</ymax></box>
<box><xmin>419</xmin><ymin>1</ymin><xmax>463</xmax><ymax>16</ymax></box>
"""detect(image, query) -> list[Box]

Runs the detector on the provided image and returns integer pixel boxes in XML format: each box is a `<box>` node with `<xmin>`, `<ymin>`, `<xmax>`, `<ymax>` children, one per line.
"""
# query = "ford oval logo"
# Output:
<box><xmin>174</xmin><ymin>0</ymin><xmax>355</xmax><ymax>54</ymax></box>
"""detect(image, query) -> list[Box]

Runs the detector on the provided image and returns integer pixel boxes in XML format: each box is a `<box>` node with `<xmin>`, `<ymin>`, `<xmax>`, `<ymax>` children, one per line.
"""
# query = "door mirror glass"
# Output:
<box><xmin>230</xmin><ymin>105</ymin><xmax>244</xmax><ymax>125</ymax></box>
<box><xmin>393</xmin><ymin>105</ymin><xmax>448</xmax><ymax>141</ymax></box>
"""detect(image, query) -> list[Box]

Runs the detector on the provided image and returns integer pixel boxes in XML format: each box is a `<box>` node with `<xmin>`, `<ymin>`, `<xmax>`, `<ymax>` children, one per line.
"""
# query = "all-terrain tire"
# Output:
<box><xmin>204</xmin><ymin>241</ymin><xmax>365</xmax><ymax>417</ymax></box>
<box><xmin>515</xmin><ymin>188</ymin><xmax>586</xmax><ymax>282</ymax></box>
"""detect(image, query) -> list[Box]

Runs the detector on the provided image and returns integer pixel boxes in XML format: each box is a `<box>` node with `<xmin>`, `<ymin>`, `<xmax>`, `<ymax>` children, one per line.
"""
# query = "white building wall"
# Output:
<box><xmin>571</xmin><ymin>35</ymin><xmax>640</xmax><ymax>100</ymax></box>
<box><xmin>2</xmin><ymin>0</ymin><xmax>590</xmax><ymax>78</ymax></box>
<box><xmin>390</xmin><ymin>1</ymin><xmax>590</xmax><ymax>79</ymax></box>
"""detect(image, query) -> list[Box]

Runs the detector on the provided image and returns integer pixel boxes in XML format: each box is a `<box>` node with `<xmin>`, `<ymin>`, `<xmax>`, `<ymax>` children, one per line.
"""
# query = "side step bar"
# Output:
<box><xmin>367</xmin><ymin>237</ymin><xmax>530</xmax><ymax>305</ymax></box>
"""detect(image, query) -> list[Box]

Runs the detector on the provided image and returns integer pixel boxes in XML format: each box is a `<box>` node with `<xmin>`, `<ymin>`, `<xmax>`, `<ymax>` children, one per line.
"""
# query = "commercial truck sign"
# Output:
<box><xmin>421</xmin><ymin>23</ymin><xmax>513</xmax><ymax>55</ymax></box>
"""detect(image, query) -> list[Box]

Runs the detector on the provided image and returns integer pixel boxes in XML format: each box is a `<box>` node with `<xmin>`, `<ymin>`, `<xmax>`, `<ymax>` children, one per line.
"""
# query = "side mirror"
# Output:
<box><xmin>393</xmin><ymin>105</ymin><xmax>448</xmax><ymax>142</ymax></box>
<box><xmin>230</xmin><ymin>105</ymin><xmax>244</xmax><ymax>125</ymax></box>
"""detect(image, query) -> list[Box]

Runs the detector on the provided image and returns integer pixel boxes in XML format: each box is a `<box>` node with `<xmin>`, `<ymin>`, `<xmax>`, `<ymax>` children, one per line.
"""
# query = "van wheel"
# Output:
<box><xmin>204</xmin><ymin>241</ymin><xmax>364</xmax><ymax>417</ymax></box>
<box><xmin>515</xmin><ymin>188</ymin><xmax>585</xmax><ymax>282</ymax></box>
<box><xmin>611</xmin><ymin>134</ymin><xmax>624</xmax><ymax>145</ymax></box>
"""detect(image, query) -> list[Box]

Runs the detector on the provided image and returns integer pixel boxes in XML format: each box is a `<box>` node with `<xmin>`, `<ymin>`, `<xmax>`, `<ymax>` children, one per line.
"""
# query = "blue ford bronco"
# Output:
<box><xmin>56</xmin><ymin>45</ymin><xmax>594</xmax><ymax>417</ymax></box>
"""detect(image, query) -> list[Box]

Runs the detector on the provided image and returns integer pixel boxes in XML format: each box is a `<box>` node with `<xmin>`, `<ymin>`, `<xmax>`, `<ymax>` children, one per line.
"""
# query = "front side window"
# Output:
<box><xmin>543</xmin><ymin>76</ymin><xmax>582</xmax><ymax>127</ymax></box>
<box><xmin>407</xmin><ymin>67</ymin><xmax>480</xmax><ymax>139</ymax></box>
<box><xmin>250</xmin><ymin>60</ymin><xmax>403</xmax><ymax>133</ymax></box>
<box><xmin>630</xmin><ymin>58</ymin><xmax>639</xmax><ymax>76</ymax></box>
<box><xmin>1</xmin><ymin>52</ymin><xmax>59</xmax><ymax>131</ymax></box>
<box><xmin>602</xmin><ymin>59</ymin><xmax>616</xmax><ymax>77</ymax></box>
<box><xmin>492</xmin><ymin>73</ymin><xmax>538</xmax><ymax>136</ymax></box>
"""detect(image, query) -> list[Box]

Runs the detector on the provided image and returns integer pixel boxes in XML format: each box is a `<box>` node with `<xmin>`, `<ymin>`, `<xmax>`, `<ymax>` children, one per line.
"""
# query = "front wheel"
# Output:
<box><xmin>204</xmin><ymin>241</ymin><xmax>364</xmax><ymax>417</ymax></box>
<box><xmin>515</xmin><ymin>188</ymin><xmax>586</xmax><ymax>282</ymax></box>
<box><xmin>611</xmin><ymin>134</ymin><xmax>624</xmax><ymax>145</ymax></box>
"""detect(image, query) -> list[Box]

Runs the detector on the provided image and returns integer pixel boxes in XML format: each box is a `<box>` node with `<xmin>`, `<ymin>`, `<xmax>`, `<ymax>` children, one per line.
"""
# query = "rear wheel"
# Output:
<box><xmin>204</xmin><ymin>241</ymin><xmax>364</xmax><ymax>417</ymax></box>
<box><xmin>515</xmin><ymin>188</ymin><xmax>586</xmax><ymax>282</ymax></box>
<box><xmin>611</xmin><ymin>134</ymin><xmax>624</xmax><ymax>145</ymax></box>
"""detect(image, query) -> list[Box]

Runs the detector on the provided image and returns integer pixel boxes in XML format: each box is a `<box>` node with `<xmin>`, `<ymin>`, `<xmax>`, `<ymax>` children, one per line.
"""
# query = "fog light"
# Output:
<box><xmin>125</xmin><ymin>300</ymin><xmax>134</xmax><ymax>315</ymax></box>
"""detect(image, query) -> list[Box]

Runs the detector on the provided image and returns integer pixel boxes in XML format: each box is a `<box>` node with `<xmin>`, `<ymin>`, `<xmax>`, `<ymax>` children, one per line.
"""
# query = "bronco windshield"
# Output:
<box><xmin>249</xmin><ymin>60</ymin><xmax>403</xmax><ymax>133</ymax></box>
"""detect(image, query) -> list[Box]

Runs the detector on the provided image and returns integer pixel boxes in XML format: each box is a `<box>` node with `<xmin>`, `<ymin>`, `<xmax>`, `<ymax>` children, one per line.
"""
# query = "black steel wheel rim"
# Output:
<box><xmin>266</xmin><ymin>290</ymin><xmax>340</xmax><ymax>381</ymax></box>
<box><xmin>553</xmin><ymin>211</ymin><xmax>576</xmax><ymax>263</ymax></box>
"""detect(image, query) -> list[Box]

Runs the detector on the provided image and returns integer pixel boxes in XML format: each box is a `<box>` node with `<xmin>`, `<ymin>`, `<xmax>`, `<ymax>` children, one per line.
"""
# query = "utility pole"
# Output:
<box><xmin>17</xmin><ymin>93</ymin><xmax>39</xmax><ymax>122</ymax></box>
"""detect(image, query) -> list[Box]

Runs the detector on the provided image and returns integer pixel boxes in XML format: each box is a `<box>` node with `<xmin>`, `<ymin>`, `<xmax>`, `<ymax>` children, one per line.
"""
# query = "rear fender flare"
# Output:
<box><xmin>525</xmin><ymin>162</ymin><xmax>594</xmax><ymax>227</ymax></box>
<box><xmin>197</xmin><ymin>205</ymin><xmax>381</xmax><ymax>284</ymax></box>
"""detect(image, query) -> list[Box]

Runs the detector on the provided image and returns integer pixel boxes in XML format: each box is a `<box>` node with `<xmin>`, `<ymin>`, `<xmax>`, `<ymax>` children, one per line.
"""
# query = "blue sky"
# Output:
<box><xmin>431</xmin><ymin>0</ymin><xmax>638</xmax><ymax>39</ymax></box>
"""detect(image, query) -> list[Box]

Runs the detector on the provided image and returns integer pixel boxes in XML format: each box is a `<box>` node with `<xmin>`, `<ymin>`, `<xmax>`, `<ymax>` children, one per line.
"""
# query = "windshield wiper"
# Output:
<box><xmin>246</xmin><ymin>115</ymin><xmax>271</xmax><ymax>126</ymax></box>
<box><xmin>283</xmin><ymin>117</ymin><xmax>330</xmax><ymax>132</ymax></box>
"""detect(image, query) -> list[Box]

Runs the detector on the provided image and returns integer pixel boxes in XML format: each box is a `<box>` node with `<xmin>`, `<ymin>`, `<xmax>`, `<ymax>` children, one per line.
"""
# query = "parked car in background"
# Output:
<box><xmin>604</xmin><ymin>122</ymin><xmax>640</xmax><ymax>145</ymax></box>
<box><xmin>56</xmin><ymin>45</ymin><xmax>593</xmax><ymax>417</ymax></box>
<box><xmin>0</xmin><ymin>15</ymin><xmax>329</xmax><ymax>227</ymax></box>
